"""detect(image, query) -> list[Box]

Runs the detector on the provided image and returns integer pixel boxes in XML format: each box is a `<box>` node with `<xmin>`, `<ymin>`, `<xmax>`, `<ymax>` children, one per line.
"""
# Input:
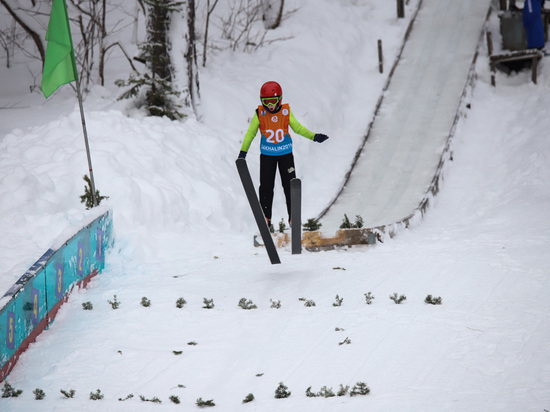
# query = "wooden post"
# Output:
<box><xmin>486</xmin><ymin>31</ymin><xmax>496</xmax><ymax>86</ymax></box>
<box><xmin>397</xmin><ymin>0</ymin><xmax>405</xmax><ymax>18</ymax></box>
<box><xmin>378</xmin><ymin>39</ymin><xmax>383</xmax><ymax>73</ymax></box>
<box><xmin>499</xmin><ymin>0</ymin><xmax>507</xmax><ymax>11</ymax></box>
<box><xmin>532</xmin><ymin>56</ymin><xmax>538</xmax><ymax>84</ymax></box>
<box><xmin>486</xmin><ymin>31</ymin><xmax>493</xmax><ymax>56</ymax></box>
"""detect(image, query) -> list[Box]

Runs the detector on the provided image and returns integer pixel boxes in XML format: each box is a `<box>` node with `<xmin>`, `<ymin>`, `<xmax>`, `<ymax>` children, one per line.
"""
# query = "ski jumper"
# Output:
<box><xmin>523</xmin><ymin>0</ymin><xmax>545</xmax><ymax>49</ymax></box>
<box><xmin>240</xmin><ymin>104</ymin><xmax>315</xmax><ymax>221</ymax></box>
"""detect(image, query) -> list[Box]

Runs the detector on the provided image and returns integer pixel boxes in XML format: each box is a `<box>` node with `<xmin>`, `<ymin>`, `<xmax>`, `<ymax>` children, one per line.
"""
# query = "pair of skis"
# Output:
<box><xmin>236</xmin><ymin>158</ymin><xmax>301</xmax><ymax>264</ymax></box>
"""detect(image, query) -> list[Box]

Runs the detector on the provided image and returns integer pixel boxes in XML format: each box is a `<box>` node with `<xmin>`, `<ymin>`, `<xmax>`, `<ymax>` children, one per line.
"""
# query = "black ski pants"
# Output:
<box><xmin>259</xmin><ymin>153</ymin><xmax>296</xmax><ymax>222</ymax></box>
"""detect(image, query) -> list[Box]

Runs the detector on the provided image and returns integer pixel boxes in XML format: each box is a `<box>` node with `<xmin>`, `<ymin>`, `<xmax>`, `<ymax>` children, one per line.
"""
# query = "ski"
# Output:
<box><xmin>235</xmin><ymin>158</ymin><xmax>281</xmax><ymax>264</ymax></box>
<box><xmin>290</xmin><ymin>178</ymin><xmax>302</xmax><ymax>255</ymax></box>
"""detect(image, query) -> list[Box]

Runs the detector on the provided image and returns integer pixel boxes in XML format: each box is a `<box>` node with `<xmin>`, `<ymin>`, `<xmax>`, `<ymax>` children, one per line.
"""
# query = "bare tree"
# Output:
<box><xmin>221</xmin><ymin>0</ymin><xmax>264</xmax><ymax>52</ymax></box>
<box><xmin>217</xmin><ymin>0</ymin><xmax>295</xmax><ymax>53</ymax></box>
<box><xmin>0</xmin><ymin>19</ymin><xmax>20</xmax><ymax>68</ymax></box>
<box><xmin>0</xmin><ymin>0</ymin><xmax>46</xmax><ymax>62</ymax></box>
<box><xmin>68</xmin><ymin>0</ymin><xmax>137</xmax><ymax>89</ymax></box>
<box><xmin>1</xmin><ymin>0</ymin><xmax>139</xmax><ymax>91</ymax></box>
<box><xmin>201</xmin><ymin>0</ymin><xmax>219</xmax><ymax>67</ymax></box>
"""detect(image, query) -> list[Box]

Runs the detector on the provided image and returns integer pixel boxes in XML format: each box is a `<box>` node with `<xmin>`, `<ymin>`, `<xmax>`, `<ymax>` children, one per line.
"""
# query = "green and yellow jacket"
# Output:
<box><xmin>240</xmin><ymin>104</ymin><xmax>315</xmax><ymax>156</ymax></box>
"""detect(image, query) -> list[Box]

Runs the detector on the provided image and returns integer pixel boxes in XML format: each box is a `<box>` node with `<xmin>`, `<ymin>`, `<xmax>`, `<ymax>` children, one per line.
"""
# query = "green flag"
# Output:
<box><xmin>41</xmin><ymin>0</ymin><xmax>78</xmax><ymax>98</ymax></box>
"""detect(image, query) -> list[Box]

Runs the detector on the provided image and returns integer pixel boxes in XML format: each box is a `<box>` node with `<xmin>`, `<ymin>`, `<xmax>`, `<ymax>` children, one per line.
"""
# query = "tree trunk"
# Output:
<box><xmin>261</xmin><ymin>0</ymin><xmax>284</xmax><ymax>30</ymax></box>
<box><xmin>202</xmin><ymin>0</ymin><xmax>219</xmax><ymax>67</ymax></box>
<box><xmin>99</xmin><ymin>0</ymin><xmax>106</xmax><ymax>85</ymax></box>
<box><xmin>186</xmin><ymin>0</ymin><xmax>200</xmax><ymax>117</ymax></box>
<box><xmin>149</xmin><ymin>0</ymin><xmax>171</xmax><ymax>82</ymax></box>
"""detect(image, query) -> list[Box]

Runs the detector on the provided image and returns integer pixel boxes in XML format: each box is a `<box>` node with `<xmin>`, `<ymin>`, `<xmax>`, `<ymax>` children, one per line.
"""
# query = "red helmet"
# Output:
<box><xmin>260</xmin><ymin>81</ymin><xmax>282</xmax><ymax>112</ymax></box>
<box><xmin>260</xmin><ymin>81</ymin><xmax>282</xmax><ymax>98</ymax></box>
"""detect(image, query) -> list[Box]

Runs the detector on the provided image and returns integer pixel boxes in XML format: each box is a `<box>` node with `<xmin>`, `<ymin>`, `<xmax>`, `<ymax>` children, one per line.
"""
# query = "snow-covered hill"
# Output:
<box><xmin>0</xmin><ymin>1</ymin><xmax>549</xmax><ymax>410</ymax></box>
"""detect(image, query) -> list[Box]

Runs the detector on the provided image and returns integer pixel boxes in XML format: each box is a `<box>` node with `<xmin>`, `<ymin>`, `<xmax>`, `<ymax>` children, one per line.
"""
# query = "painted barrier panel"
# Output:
<box><xmin>0</xmin><ymin>209</ymin><xmax>113</xmax><ymax>381</ymax></box>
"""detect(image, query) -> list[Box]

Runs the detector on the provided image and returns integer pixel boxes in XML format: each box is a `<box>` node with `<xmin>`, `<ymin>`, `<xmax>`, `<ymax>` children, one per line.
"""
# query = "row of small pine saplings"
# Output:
<box><xmin>1</xmin><ymin>381</ymin><xmax>371</xmax><ymax>405</ymax></box>
<box><xmin>85</xmin><ymin>293</ymin><xmax>443</xmax><ymax>310</ymax></box>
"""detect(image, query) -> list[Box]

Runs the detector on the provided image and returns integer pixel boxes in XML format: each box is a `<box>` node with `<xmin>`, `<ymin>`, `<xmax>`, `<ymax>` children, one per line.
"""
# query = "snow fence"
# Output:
<box><xmin>0</xmin><ymin>209</ymin><xmax>113</xmax><ymax>381</ymax></box>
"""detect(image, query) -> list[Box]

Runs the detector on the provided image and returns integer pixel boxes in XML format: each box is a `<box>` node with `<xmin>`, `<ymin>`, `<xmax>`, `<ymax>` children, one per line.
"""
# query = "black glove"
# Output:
<box><xmin>238</xmin><ymin>150</ymin><xmax>247</xmax><ymax>159</ymax></box>
<box><xmin>314</xmin><ymin>133</ymin><xmax>329</xmax><ymax>143</ymax></box>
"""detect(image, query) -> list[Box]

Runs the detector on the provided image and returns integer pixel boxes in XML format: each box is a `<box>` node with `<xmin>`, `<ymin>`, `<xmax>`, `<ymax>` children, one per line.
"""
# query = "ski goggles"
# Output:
<box><xmin>261</xmin><ymin>96</ymin><xmax>281</xmax><ymax>106</ymax></box>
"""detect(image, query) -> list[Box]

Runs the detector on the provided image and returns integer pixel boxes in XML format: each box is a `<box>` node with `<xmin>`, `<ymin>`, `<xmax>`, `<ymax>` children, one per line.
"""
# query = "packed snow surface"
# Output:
<box><xmin>321</xmin><ymin>0</ymin><xmax>490</xmax><ymax>231</ymax></box>
<box><xmin>0</xmin><ymin>0</ymin><xmax>549</xmax><ymax>410</ymax></box>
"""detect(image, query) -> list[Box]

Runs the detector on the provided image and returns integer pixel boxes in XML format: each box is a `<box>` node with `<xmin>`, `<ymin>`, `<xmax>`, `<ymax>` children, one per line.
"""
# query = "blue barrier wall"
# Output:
<box><xmin>0</xmin><ymin>209</ymin><xmax>113</xmax><ymax>381</ymax></box>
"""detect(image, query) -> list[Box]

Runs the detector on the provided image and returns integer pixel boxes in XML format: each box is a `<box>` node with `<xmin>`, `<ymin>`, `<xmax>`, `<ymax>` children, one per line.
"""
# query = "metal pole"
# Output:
<box><xmin>75</xmin><ymin>80</ymin><xmax>98</xmax><ymax>207</ymax></box>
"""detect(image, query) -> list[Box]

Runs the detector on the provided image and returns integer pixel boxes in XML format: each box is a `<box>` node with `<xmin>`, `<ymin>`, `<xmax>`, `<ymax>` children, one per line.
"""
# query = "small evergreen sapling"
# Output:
<box><xmin>108</xmin><ymin>295</ymin><xmax>121</xmax><ymax>309</ymax></box>
<box><xmin>169</xmin><ymin>395</ymin><xmax>180</xmax><ymax>404</ymax></box>
<box><xmin>80</xmin><ymin>175</ymin><xmax>108</xmax><ymax>209</ymax></box>
<box><xmin>389</xmin><ymin>293</ymin><xmax>407</xmax><ymax>304</ymax></box>
<box><xmin>305</xmin><ymin>386</ymin><xmax>318</xmax><ymax>397</ymax></box>
<box><xmin>270</xmin><ymin>299</ymin><xmax>281</xmax><ymax>309</ymax></box>
<box><xmin>89</xmin><ymin>389</ymin><xmax>104</xmax><ymax>400</ymax></box>
<box><xmin>176</xmin><ymin>297</ymin><xmax>187</xmax><ymax>308</ymax></box>
<box><xmin>196</xmin><ymin>397</ymin><xmax>215</xmax><ymax>406</ymax></box>
<box><xmin>350</xmin><ymin>382</ymin><xmax>370</xmax><ymax>396</ymax></box>
<box><xmin>140</xmin><ymin>395</ymin><xmax>161</xmax><ymax>403</ymax></box>
<box><xmin>364</xmin><ymin>292</ymin><xmax>375</xmax><ymax>304</ymax></box>
<box><xmin>318</xmin><ymin>386</ymin><xmax>335</xmax><ymax>398</ymax></box>
<box><xmin>278</xmin><ymin>218</ymin><xmax>287</xmax><ymax>233</ymax></box>
<box><xmin>1</xmin><ymin>382</ymin><xmax>22</xmax><ymax>398</ymax></box>
<box><xmin>118</xmin><ymin>394</ymin><xmax>134</xmax><ymax>401</ymax></box>
<box><xmin>202</xmin><ymin>298</ymin><xmax>214</xmax><ymax>309</ymax></box>
<box><xmin>33</xmin><ymin>388</ymin><xmax>46</xmax><ymax>400</ymax></box>
<box><xmin>339</xmin><ymin>337</ymin><xmax>351</xmax><ymax>346</ymax></box>
<box><xmin>242</xmin><ymin>393</ymin><xmax>254</xmax><ymax>403</ymax></box>
<box><xmin>303</xmin><ymin>217</ymin><xmax>322</xmax><ymax>231</ymax></box>
<box><xmin>140</xmin><ymin>297</ymin><xmax>151</xmax><ymax>307</ymax></box>
<box><xmin>425</xmin><ymin>294</ymin><xmax>442</xmax><ymax>305</ymax></box>
<box><xmin>339</xmin><ymin>214</ymin><xmax>363</xmax><ymax>229</ymax></box>
<box><xmin>238</xmin><ymin>298</ymin><xmax>257</xmax><ymax>310</ymax></box>
<box><xmin>60</xmin><ymin>388</ymin><xmax>76</xmax><ymax>398</ymax></box>
<box><xmin>337</xmin><ymin>384</ymin><xmax>350</xmax><ymax>396</ymax></box>
<box><xmin>82</xmin><ymin>301</ymin><xmax>93</xmax><ymax>310</ymax></box>
<box><xmin>299</xmin><ymin>297</ymin><xmax>316</xmax><ymax>307</ymax></box>
<box><xmin>333</xmin><ymin>294</ymin><xmax>343</xmax><ymax>307</ymax></box>
<box><xmin>274</xmin><ymin>382</ymin><xmax>291</xmax><ymax>399</ymax></box>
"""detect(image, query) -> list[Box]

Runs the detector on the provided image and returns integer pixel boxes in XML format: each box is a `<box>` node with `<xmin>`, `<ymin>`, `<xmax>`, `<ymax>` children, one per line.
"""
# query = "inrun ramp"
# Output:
<box><xmin>320</xmin><ymin>0</ymin><xmax>491</xmax><ymax>234</ymax></box>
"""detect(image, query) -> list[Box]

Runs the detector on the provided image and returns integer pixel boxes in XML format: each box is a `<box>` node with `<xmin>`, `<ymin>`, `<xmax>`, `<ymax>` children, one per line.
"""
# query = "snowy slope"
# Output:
<box><xmin>321</xmin><ymin>0</ymin><xmax>491</xmax><ymax>233</ymax></box>
<box><xmin>0</xmin><ymin>1</ymin><xmax>549</xmax><ymax>411</ymax></box>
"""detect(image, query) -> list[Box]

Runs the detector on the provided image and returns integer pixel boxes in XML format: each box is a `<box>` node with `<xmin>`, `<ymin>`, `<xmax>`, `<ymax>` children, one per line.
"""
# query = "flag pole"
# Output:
<box><xmin>75</xmin><ymin>79</ymin><xmax>98</xmax><ymax>207</ymax></box>
<box><xmin>41</xmin><ymin>0</ymin><xmax>98</xmax><ymax>207</ymax></box>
